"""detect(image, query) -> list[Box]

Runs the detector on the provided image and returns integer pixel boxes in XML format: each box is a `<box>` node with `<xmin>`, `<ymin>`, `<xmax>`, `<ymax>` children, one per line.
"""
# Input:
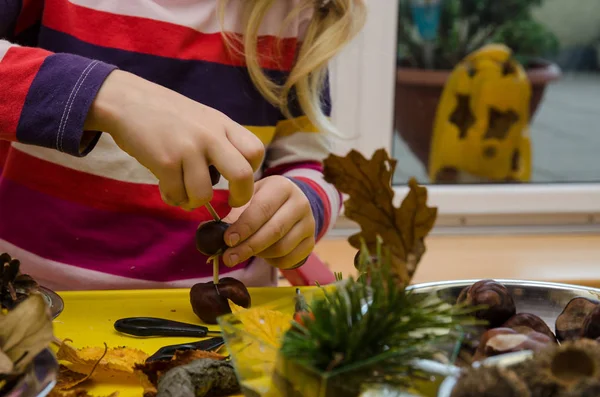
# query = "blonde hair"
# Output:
<box><xmin>217</xmin><ymin>0</ymin><xmax>367</xmax><ymax>136</ymax></box>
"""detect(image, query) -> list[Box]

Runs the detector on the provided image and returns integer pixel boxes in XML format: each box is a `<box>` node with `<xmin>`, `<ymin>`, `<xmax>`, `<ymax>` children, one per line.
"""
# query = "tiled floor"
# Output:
<box><xmin>392</xmin><ymin>72</ymin><xmax>600</xmax><ymax>184</ymax></box>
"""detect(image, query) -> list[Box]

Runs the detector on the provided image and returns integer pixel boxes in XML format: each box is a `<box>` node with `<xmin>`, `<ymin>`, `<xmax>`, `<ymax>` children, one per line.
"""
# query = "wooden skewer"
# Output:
<box><xmin>212</xmin><ymin>256</ymin><xmax>219</xmax><ymax>285</ymax></box>
<box><xmin>205</xmin><ymin>203</ymin><xmax>220</xmax><ymax>222</ymax></box>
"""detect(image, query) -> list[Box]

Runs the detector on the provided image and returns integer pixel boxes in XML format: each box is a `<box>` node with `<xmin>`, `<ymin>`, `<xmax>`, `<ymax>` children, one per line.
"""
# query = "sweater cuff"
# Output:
<box><xmin>16</xmin><ymin>52</ymin><xmax>117</xmax><ymax>156</ymax></box>
<box><xmin>288</xmin><ymin>177</ymin><xmax>326</xmax><ymax>239</ymax></box>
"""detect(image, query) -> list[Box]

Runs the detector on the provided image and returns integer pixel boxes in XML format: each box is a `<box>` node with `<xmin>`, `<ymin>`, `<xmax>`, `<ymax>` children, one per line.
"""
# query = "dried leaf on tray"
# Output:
<box><xmin>57</xmin><ymin>340</ymin><xmax>148</xmax><ymax>374</ymax></box>
<box><xmin>323</xmin><ymin>149</ymin><xmax>438</xmax><ymax>285</ymax></box>
<box><xmin>55</xmin><ymin>365</ymin><xmax>88</xmax><ymax>390</ymax></box>
<box><xmin>48</xmin><ymin>389</ymin><xmax>119</xmax><ymax>397</ymax></box>
<box><xmin>227</xmin><ymin>300</ymin><xmax>291</xmax><ymax>348</ymax></box>
<box><xmin>0</xmin><ymin>293</ymin><xmax>53</xmax><ymax>375</ymax></box>
<box><xmin>55</xmin><ymin>342</ymin><xmax>108</xmax><ymax>391</ymax></box>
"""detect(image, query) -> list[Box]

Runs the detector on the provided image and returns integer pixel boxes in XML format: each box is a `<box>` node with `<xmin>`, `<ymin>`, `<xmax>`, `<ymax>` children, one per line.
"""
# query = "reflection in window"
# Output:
<box><xmin>392</xmin><ymin>0</ymin><xmax>600</xmax><ymax>185</ymax></box>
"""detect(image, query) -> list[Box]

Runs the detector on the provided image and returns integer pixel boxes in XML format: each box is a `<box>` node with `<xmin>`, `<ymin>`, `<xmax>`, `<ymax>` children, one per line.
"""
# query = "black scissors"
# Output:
<box><xmin>114</xmin><ymin>317</ymin><xmax>221</xmax><ymax>338</ymax></box>
<box><xmin>114</xmin><ymin>317</ymin><xmax>225</xmax><ymax>362</ymax></box>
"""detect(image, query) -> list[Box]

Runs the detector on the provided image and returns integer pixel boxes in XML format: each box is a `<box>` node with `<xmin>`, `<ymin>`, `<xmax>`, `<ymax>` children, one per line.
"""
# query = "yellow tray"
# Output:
<box><xmin>52</xmin><ymin>287</ymin><xmax>304</xmax><ymax>396</ymax></box>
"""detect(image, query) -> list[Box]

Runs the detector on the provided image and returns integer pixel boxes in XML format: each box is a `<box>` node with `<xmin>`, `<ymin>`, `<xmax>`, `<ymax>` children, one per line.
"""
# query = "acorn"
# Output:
<box><xmin>195</xmin><ymin>221</ymin><xmax>230</xmax><ymax>256</ymax></box>
<box><xmin>190</xmin><ymin>277</ymin><xmax>251</xmax><ymax>324</ymax></box>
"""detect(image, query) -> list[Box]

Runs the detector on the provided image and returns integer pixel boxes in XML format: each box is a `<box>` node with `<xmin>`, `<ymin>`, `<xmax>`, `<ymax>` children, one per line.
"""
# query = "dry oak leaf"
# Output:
<box><xmin>0</xmin><ymin>293</ymin><xmax>54</xmax><ymax>375</ymax></box>
<box><xmin>48</xmin><ymin>389</ymin><xmax>119</xmax><ymax>397</ymax></box>
<box><xmin>55</xmin><ymin>365</ymin><xmax>88</xmax><ymax>390</ymax></box>
<box><xmin>323</xmin><ymin>149</ymin><xmax>437</xmax><ymax>284</ymax></box>
<box><xmin>57</xmin><ymin>341</ymin><xmax>148</xmax><ymax>374</ymax></box>
<box><xmin>55</xmin><ymin>342</ymin><xmax>108</xmax><ymax>391</ymax></box>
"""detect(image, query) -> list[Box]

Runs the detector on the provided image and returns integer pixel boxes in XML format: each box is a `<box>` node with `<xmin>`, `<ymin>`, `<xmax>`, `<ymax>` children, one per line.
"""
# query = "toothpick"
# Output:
<box><xmin>212</xmin><ymin>256</ymin><xmax>219</xmax><ymax>285</ymax></box>
<box><xmin>205</xmin><ymin>202</ymin><xmax>221</xmax><ymax>222</ymax></box>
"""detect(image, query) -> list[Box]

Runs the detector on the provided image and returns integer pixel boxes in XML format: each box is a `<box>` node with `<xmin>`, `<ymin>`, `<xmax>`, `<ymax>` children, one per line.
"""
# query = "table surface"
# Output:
<box><xmin>52</xmin><ymin>287</ymin><xmax>302</xmax><ymax>396</ymax></box>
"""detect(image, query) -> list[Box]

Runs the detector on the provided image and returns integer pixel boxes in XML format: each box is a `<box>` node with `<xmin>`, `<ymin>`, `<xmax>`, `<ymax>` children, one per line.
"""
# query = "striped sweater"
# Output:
<box><xmin>0</xmin><ymin>0</ymin><xmax>341</xmax><ymax>291</ymax></box>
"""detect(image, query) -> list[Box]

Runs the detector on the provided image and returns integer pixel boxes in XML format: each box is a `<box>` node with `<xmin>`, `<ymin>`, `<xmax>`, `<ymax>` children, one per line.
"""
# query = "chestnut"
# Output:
<box><xmin>190</xmin><ymin>277</ymin><xmax>251</xmax><ymax>324</ymax></box>
<box><xmin>555</xmin><ymin>297</ymin><xmax>599</xmax><ymax>341</ymax></box>
<box><xmin>473</xmin><ymin>327</ymin><xmax>553</xmax><ymax>361</ymax></box>
<box><xmin>502</xmin><ymin>313</ymin><xmax>557</xmax><ymax>343</ymax></box>
<box><xmin>456</xmin><ymin>280</ymin><xmax>516</xmax><ymax>328</ymax></box>
<box><xmin>195</xmin><ymin>221</ymin><xmax>230</xmax><ymax>256</ymax></box>
<box><xmin>582</xmin><ymin>304</ymin><xmax>600</xmax><ymax>340</ymax></box>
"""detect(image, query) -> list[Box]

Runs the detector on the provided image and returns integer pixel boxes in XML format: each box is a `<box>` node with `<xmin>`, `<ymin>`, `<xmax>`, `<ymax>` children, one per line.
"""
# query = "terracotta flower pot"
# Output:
<box><xmin>394</xmin><ymin>59</ymin><xmax>562</xmax><ymax>169</ymax></box>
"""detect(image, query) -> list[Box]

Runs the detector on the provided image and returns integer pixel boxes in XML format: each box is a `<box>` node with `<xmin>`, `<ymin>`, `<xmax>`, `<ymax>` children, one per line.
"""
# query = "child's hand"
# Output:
<box><xmin>85</xmin><ymin>70</ymin><xmax>264</xmax><ymax>209</ymax></box>
<box><xmin>222</xmin><ymin>176</ymin><xmax>315</xmax><ymax>270</ymax></box>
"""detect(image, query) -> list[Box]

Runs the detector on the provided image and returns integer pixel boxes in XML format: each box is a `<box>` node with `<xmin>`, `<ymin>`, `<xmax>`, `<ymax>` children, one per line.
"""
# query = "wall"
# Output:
<box><xmin>534</xmin><ymin>0</ymin><xmax>600</xmax><ymax>47</ymax></box>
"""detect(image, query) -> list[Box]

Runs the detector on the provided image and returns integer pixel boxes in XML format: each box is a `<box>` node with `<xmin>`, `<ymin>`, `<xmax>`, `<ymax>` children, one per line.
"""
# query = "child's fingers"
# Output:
<box><xmin>224</xmin><ymin>181</ymin><xmax>291</xmax><ymax>247</ymax></box>
<box><xmin>208</xmin><ymin>139</ymin><xmax>256</xmax><ymax>208</ymax></box>
<box><xmin>182</xmin><ymin>155</ymin><xmax>213</xmax><ymax>209</ymax></box>
<box><xmin>267</xmin><ymin>237</ymin><xmax>315</xmax><ymax>270</ymax></box>
<box><xmin>158</xmin><ymin>165</ymin><xmax>188</xmax><ymax>206</ymax></box>
<box><xmin>225</xmin><ymin>121</ymin><xmax>265</xmax><ymax>172</ymax></box>
<box><xmin>258</xmin><ymin>218</ymin><xmax>314</xmax><ymax>259</ymax></box>
<box><xmin>222</xmin><ymin>199</ymin><xmax>295</xmax><ymax>267</ymax></box>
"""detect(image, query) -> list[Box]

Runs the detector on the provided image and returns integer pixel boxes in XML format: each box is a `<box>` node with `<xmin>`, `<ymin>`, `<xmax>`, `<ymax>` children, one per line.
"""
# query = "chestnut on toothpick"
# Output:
<box><xmin>190</xmin><ymin>220</ymin><xmax>251</xmax><ymax>324</ymax></box>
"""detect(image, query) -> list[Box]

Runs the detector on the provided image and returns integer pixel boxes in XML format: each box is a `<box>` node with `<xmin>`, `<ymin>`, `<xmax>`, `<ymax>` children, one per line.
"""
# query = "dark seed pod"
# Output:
<box><xmin>208</xmin><ymin>165</ymin><xmax>221</xmax><ymax>186</ymax></box>
<box><xmin>555</xmin><ymin>297</ymin><xmax>599</xmax><ymax>341</ymax></box>
<box><xmin>456</xmin><ymin>279</ymin><xmax>516</xmax><ymax>328</ymax></box>
<box><xmin>582</xmin><ymin>305</ymin><xmax>600</xmax><ymax>340</ymax></box>
<box><xmin>503</xmin><ymin>313</ymin><xmax>557</xmax><ymax>343</ymax></box>
<box><xmin>474</xmin><ymin>327</ymin><xmax>553</xmax><ymax>361</ymax></box>
<box><xmin>195</xmin><ymin>221</ymin><xmax>230</xmax><ymax>256</ymax></box>
<box><xmin>190</xmin><ymin>277</ymin><xmax>251</xmax><ymax>324</ymax></box>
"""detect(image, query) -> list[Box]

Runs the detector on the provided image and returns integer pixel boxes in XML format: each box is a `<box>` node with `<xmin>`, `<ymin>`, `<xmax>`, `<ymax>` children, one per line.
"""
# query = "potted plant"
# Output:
<box><xmin>395</xmin><ymin>0</ymin><xmax>562</xmax><ymax>171</ymax></box>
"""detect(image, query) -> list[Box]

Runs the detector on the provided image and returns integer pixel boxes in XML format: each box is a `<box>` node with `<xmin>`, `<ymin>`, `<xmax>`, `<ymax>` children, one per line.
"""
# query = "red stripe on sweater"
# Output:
<box><xmin>0</xmin><ymin>47</ymin><xmax>49</xmax><ymax>141</ymax></box>
<box><xmin>264</xmin><ymin>160</ymin><xmax>323</xmax><ymax>177</ymax></box>
<box><xmin>293</xmin><ymin>176</ymin><xmax>331</xmax><ymax>240</ymax></box>
<box><xmin>15</xmin><ymin>0</ymin><xmax>44</xmax><ymax>34</ymax></box>
<box><xmin>3</xmin><ymin>148</ymin><xmax>231</xmax><ymax>222</ymax></box>
<box><xmin>42</xmin><ymin>0</ymin><xmax>298</xmax><ymax>71</ymax></box>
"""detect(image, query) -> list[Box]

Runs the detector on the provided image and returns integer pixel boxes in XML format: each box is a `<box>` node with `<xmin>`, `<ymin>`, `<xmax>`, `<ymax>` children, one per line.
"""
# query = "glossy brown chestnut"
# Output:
<box><xmin>502</xmin><ymin>313</ymin><xmax>557</xmax><ymax>343</ymax></box>
<box><xmin>195</xmin><ymin>221</ymin><xmax>230</xmax><ymax>256</ymax></box>
<box><xmin>555</xmin><ymin>297</ymin><xmax>599</xmax><ymax>341</ymax></box>
<box><xmin>456</xmin><ymin>279</ymin><xmax>516</xmax><ymax>328</ymax></box>
<box><xmin>190</xmin><ymin>277</ymin><xmax>251</xmax><ymax>324</ymax></box>
<box><xmin>582</xmin><ymin>304</ymin><xmax>600</xmax><ymax>340</ymax></box>
<box><xmin>473</xmin><ymin>327</ymin><xmax>553</xmax><ymax>361</ymax></box>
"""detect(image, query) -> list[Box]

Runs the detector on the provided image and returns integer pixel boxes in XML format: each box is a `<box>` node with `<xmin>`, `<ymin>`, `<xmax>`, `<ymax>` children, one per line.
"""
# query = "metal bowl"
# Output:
<box><xmin>408</xmin><ymin>279</ymin><xmax>600</xmax><ymax>331</ymax></box>
<box><xmin>39</xmin><ymin>287</ymin><xmax>64</xmax><ymax>320</ymax></box>
<box><xmin>408</xmin><ymin>279</ymin><xmax>600</xmax><ymax>397</ymax></box>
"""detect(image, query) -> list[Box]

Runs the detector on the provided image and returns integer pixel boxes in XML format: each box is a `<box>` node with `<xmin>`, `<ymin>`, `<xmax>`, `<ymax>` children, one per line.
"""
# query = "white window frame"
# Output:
<box><xmin>327</xmin><ymin>0</ymin><xmax>600</xmax><ymax>231</ymax></box>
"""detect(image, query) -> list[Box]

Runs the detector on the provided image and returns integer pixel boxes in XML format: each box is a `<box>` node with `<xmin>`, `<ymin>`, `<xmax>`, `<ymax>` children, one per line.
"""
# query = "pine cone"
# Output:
<box><xmin>0</xmin><ymin>252</ymin><xmax>39</xmax><ymax>310</ymax></box>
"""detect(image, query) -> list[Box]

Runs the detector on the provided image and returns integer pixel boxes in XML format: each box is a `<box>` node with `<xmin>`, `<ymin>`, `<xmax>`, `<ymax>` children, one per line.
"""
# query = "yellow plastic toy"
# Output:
<box><xmin>428</xmin><ymin>44</ymin><xmax>532</xmax><ymax>183</ymax></box>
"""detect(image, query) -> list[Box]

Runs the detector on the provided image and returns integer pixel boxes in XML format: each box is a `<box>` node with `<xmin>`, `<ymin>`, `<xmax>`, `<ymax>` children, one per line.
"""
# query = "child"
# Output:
<box><xmin>0</xmin><ymin>0</ymin><xmax>366</xmax><ymax>290</ymax></box>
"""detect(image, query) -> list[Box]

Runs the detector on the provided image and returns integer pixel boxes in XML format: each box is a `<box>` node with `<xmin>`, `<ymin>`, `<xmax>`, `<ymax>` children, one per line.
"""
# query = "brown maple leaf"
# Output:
<box><xmin>323</xmin><ymin>149</ymin><xmax>437</xmax><ymax>285</ymax></box>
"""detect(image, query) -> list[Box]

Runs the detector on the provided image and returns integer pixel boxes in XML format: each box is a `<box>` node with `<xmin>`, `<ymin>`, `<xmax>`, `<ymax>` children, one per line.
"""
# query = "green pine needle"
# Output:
<box><xmin>280</xmin><ymin>238</ymin><xmax>482</xmax><ymax>389</ymax></box>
